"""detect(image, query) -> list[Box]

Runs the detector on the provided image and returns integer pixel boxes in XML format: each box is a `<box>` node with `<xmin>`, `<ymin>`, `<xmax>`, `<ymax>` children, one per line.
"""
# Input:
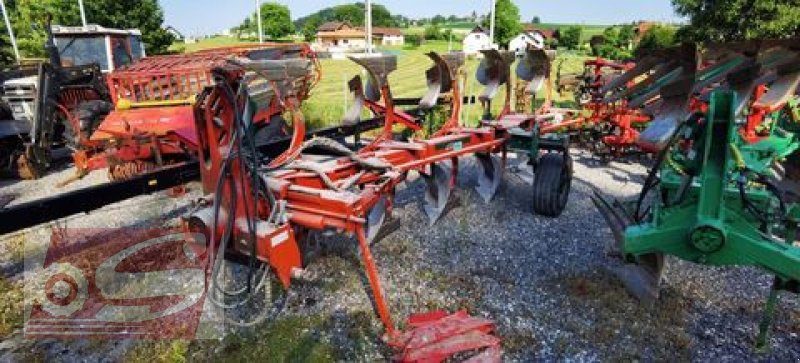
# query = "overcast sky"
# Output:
<box><xmin>160</xmin><ymin>0</ymin><xmax>682</xmax><ymax>36</ymax></box>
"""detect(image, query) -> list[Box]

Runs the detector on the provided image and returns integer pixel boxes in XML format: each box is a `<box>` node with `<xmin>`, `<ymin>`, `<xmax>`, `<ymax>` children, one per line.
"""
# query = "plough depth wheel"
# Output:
<box><xmin>532</xmin><ymin>153</ymin><xmax>572</xmax><ymax>217</ymax></box>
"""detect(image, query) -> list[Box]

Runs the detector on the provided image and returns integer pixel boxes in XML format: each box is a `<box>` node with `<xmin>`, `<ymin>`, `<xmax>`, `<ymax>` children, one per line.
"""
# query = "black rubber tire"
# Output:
<box><xmin>532</xmin><ymin>153</ymin><xmax>573</xmax><ymax>217</ymax></box>
<box><xmin>65</xmin><ymin>100</ymin><xmax>113</xmax><ymax>147</ymax></box>
<box><xmin>0</xmin><ymin>102</ymin><xmax>11</xmax><ymax>120</ymax></box>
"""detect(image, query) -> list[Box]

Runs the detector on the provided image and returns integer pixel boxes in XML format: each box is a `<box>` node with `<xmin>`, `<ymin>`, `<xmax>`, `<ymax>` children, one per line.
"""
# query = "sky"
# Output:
<box><xmin>160</xmin><ymin>0</ymin><xmax>683</xmax><ymax>37</ymax></box>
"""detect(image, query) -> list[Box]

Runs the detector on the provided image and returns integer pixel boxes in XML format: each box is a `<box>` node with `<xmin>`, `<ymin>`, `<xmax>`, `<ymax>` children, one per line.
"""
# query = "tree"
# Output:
<box><xmin>560</xmin><ymin>25</ymin><xmax>582</xmax><ymax>50</ymax></box>
<box><xmin>301</xmin><ymin>15</ymin><xmax>322</xmax><ymax>42</ymax></box>
<box><xmin>672</xmin><ymin>0</ymin><xmax>800</xmax><ymax>41</ymax></box>
<box><xmin>294</xmin><ymin>2</ymin><xmax>396</xmax><ymax>30</ymax></box>
<box><xmin>532</xmin><ymin>16</ymin><xmax>541</xmax><ymax>24</ymax></box>
<box><xmin>258</xmin><ymin>2</ymin><xmax>293</xmax><ymax>39</ymax></box>
<box><xmin>636</xmin><ymin>25</ymin><xmax>677</xmax><ymax>55</ymax></box>
<box><xmin>0</xmin><ymin>10</ymin><xmax>15</xmax><ymax>66</ymax></box>
<box><xmin>332</xmin><ymin>4</ymin><xmax>363</xmax><ymax>25</ymax></box>
<box><xmin>481</xmin><ymin>0</ymin><xmax>522</xmax><ymax>46</ymax></box>
<box><xmin>592</xmin><ymin>25</ymin><xmax>635</xmax><ymax>60</ymax></box>
<box><xmin>9</xmin><ymin>0</ymin><xmax>175</xmax><ymax>57</ymax></box>
<box><xmin>431</xmin><ymin>15</ymin><xmax>446</xmax><ymax>25</ymax></box>
<box><xmin>423</xmin><ymin>24</ymin><xmax>442</xmax><ymax>40</ymax></box>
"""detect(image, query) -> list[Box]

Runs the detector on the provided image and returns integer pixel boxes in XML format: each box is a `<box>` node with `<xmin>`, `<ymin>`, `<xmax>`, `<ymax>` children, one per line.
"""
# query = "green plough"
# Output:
<box><xmin>593</xmin><ymin>39</ymin><xmax>800</xmax><ymax>350</ymax></box>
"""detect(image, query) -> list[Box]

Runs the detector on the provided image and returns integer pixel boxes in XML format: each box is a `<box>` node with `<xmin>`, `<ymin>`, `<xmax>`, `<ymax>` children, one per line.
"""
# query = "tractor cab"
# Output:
<box><xmin>51</xmin><ymin>24</ymin><xmax>145</xmax><ymax>73</ymax></box>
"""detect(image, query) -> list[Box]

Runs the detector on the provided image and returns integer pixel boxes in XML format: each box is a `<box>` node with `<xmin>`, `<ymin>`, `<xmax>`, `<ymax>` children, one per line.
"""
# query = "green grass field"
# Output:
<box><xmin>171</xmin><ymin>38</ymin><xmax>589</xmax><ymax>128</ymax></box>
<box><xmin>302</xmin><ymin>40</ymin><xmax>588</xmax><ymax>128</ymax></box>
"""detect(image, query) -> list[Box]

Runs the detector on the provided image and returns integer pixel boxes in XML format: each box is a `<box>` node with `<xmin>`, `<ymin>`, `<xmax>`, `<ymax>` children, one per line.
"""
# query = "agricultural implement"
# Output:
<box><xmin>545</xmin><ymin>57</ymin><xmax>656</xmax><ymax>161</ymax></box>
<box><xmin>593</xmin><ymin>40</ymin><xmax>800</xmax><ymax>349</ymax></box>
<box><xmin>69</xmin><ymin>43</ymin><xmax>321</xmax><ymax>181</ymax></box>
<box><xmin>184</xmin><ymin>49</ymin><xmax>571</xmax><ymax>360</ymax></box>
<box><xmin>0</xmin><ymin>17</ymin><xmax>141</xmax><ymax>179</ymax></box>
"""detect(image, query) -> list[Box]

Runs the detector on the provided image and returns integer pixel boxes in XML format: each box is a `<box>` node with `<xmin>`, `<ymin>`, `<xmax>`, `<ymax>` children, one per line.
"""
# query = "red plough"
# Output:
<box><xmin>185</xmin><ymin>48</ymin><xmax>570</xmax><ymax>359</ymax></box>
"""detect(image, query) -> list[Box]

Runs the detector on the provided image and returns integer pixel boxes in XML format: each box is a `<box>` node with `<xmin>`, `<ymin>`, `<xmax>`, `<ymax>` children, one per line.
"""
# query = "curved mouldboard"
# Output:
<box><xmin>476</xmin><ymin>49</ymin><xmax>515</xmax><ymax>103</ymax></box>
<box><xmin>419</xmin><ymin>52</ymin><xmax>465</xmax><ymax>110</ymax></box>
<box><xmin>516</xmin><ymin>49</ymin><xmax>555</xmax><ymax>96</ymax></box>
<box><xmin>347</xmin><ymin>55</ymin><xmax>398</xmax><ymax>102</ymax></box>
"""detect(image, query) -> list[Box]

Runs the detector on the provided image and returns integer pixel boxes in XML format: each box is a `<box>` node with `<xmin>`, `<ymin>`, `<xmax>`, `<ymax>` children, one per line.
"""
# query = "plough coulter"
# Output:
<box><xmin>185</xmin><ymin>49</ymin><xmax>572</xmax><ymax>360</ymax></box>
<box><xmin>593</xmin><ymin>39</ymin><xmax>800</xmax><ymax>349</ymax></box>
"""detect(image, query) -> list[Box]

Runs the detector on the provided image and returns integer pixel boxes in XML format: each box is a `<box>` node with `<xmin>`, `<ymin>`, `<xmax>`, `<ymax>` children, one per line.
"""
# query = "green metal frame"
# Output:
<box><xmin>624</xmin><ymin>90</ymin><xmax>800</xmax><ymax>349</ymax></box>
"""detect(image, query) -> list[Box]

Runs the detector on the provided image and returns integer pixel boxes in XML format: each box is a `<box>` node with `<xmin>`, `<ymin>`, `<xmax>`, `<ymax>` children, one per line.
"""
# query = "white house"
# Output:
<box><xmin>509</xmin><ymin>31</ymin><xmax>545</xmax><ymax>55</ymax></box>
<box><xmin>462</xmin><ymin>26</ymin><xmax>496</xmax><ymax>55</ymax></box>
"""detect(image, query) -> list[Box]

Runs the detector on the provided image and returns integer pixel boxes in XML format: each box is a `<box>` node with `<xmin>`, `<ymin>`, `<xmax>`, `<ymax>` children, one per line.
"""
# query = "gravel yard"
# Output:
<box><xmin>0</xmin><ymin>149</ymin><xmax>798</xmax><ymax>361</ymax></box>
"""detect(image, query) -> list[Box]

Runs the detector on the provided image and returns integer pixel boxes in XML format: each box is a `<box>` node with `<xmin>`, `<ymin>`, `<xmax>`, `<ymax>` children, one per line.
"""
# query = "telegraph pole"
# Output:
<box><xmin>365</xmin><ymin>0</ymin><xmax>373</xmax><ymax>54</ymax></box>
<box><xmin>255</xmin><ymin>0</ymin><xmax>263</xmax><ymax>43</ymax></box>
<box><xmin>489</xmin><ymin>0</ymin><xmax>496</xmax><ymax>45</ymax></box>
<box><xmin>0</xmin><ymin>0</ymin><xmax>19</xmax><ymax>63</ymax></box>
<box><xmin>78</xmin><ymin>0</ymin><xmax>87</xmax><ymax>26</ymax></box>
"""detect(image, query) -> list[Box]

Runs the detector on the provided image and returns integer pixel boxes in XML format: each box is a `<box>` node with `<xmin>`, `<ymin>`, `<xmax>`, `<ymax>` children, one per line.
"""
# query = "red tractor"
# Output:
<box><xmin>70</xmin><ymin>44</ymin><xmax>320</xmax><ymax>181</ymax></box>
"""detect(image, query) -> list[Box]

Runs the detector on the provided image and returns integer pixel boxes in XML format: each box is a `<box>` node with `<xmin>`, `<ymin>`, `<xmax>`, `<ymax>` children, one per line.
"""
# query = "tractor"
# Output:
<box><xmin>0</xmin><ymin>18</ymin><xmax>143</xmax><ymax>179</ymax></box>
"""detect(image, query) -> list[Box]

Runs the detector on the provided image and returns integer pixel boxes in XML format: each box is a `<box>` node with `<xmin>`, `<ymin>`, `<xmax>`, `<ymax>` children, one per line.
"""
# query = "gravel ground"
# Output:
<box><xmin>0</xmin><ymin>149</ymin><xmax>798</xmax><ymax>361</ymax></box>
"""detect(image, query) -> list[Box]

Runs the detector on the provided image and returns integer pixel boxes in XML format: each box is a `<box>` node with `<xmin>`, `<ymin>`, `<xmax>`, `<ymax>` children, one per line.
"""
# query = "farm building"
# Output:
<box><xmin>372</xmin><ymin>27</ymin><xmax>405</xmax><ymax>46</ymax></box>
<box><xmin>509</xmin><ymin>31</ymin><xmax>545</xmax><ymax>54</ymax></box>
<box><xmin>315</xmin><ymin>21</ymin><xmax>404</xmax><ymax>52</ymax></box>
<box><xmin>316</xmin><ymin>22</ymin><xmax>366</xmax><ymax>51</ymax></box>
<box><xmin>462</xmin><ymin>26</ymin><xmax>496</xmax><ymax>55</ymax></box>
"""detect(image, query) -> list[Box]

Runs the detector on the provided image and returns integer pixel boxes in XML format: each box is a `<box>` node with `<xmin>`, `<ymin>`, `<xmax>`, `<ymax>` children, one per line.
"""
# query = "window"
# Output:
<box><xmin>129</xmin><ymin>36</ymin><xmax>145</xmax><ymax>60</ymax></box>
<box><xmin>55</xmin><ymin>35</ymin><xmax>109</xmax><ymax>70</ymax></box>
<box><xmin>111</xmin><ymin>37</ymin><xmax>134</xmax><ymax>69</ymax></box>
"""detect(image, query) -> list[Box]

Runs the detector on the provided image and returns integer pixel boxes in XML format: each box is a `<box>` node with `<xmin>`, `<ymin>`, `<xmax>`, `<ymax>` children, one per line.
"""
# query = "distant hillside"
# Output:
<box><xmin>403</xmin><ymin>21</ymin><xmax>609</xmax><ymax>42</ymax></box>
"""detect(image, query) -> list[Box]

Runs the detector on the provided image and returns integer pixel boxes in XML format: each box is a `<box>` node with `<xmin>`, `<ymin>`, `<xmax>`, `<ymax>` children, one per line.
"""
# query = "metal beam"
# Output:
<box><xmin>78</xmin><ymin>0</ymin><xmax>87</xmax><ymax>27</ymax></box>
<box><xmin>0</xmin><ymin>0</ymin><xmax>20</xmax><ymax>64</ymax></box>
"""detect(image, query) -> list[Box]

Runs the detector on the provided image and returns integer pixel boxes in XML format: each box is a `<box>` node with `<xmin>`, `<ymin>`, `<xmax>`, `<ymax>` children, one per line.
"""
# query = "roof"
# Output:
<box><xmin>635</xmin><ymin>21</ymin><xmax>658</xmax><ymax>36</ymax></box>
<box><xmin>318</xmin><ymin>21</ymin><xmax>350</xmax><ymax>32</ymax></box>
<box><xmin>522</xmin><ymin>24</ymin><xmax>557</xmax><ymax>39</ymax></box>
<box><xmin>372</xmin><ymin>27</ymin><xmax>403</xmax><ymax>37</ymax></box>
<box><xmin>470</xmin><ymin>25</ymin><xmax>487</xmax><ymax>34</ymax></box>
<box><xmin>317</xmin><ymin>29</ymin><xmax>366</xmax><ymax>38</ymax></box>
<box><xmin>52</xmin><ymin>24</ymin><xmax>141</xmax><ymax>36</ymax></box>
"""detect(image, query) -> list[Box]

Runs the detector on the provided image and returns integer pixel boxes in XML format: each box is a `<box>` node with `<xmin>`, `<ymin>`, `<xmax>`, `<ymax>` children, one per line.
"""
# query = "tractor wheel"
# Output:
<box><xmin>65</xmin><ymin>100</ymin><xmax>113</xmax><ymax>147</ymax></box>
<box><xmin>0</xmin><ymin>102</ymin><xmax>11</xmax><ymax>120</ymax></box>
<box><xmin>15</xmin><ymin>144</ymin><xmax>50</xmax><ymax>180</ymax></box>
<box><xmin>532</xmin><ymin>153</ymin><xmax>573</xmax><ymax>217</ymax></box>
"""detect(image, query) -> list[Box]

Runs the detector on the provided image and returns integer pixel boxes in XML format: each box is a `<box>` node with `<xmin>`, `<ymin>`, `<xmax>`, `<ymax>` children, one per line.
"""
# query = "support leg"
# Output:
<box><xmin>356</xmin><ymin>226</ymin><xmax>395</xmax><ymax>336</ymax></box>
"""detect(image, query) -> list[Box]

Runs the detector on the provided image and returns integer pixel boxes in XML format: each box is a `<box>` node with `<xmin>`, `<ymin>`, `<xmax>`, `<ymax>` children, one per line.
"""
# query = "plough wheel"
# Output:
<box><xmin>422</xmin><ymin>162</ymin><xmax>453</xmax><ymax>225</ymax></box>
<box><xmin>532</xmin><ymin>153</ymin><xmax>572</xmax><ymax>217</ymax></box>
<box><xmin>475</xmin><ymin>153</ymin><xmax>502</xmax><ymax>203</ymax></box>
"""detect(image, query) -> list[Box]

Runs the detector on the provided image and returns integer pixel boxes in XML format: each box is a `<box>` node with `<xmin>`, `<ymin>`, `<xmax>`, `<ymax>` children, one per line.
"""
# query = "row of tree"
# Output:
<box><xmin>1</xmin><ymin>0</ymin><xmax>175</xmax><ymax>62</ymax></box>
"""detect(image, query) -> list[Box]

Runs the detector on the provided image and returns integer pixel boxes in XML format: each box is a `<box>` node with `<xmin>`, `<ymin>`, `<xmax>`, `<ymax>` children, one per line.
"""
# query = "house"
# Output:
<box><xmin>509</xmin><ymin>31</ymin><xmax>545</xmax><ymax>54</ymax></box>
<box><xmin>462</xmin><ymin>26</ymin><xmax>495</xmax><ymax>55</ymax></box>
<box><xmin>316</xmin><ymin>21</ymin><xmax>366</xmax><ymax>51</ymax></box>
<box><xmin>315</xmin><ymin>21</ymin><xmax>404</xmax><ymax>52</ymax></box>
<box><xmin>520</xmin><ymin>24</ymin><xmax>559</xmax><ymax>43</ymax></box>
<box><xmin>372</xmin><ymin>27</ymin><xmax>404</xmax><ymax>46</ymax></box>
